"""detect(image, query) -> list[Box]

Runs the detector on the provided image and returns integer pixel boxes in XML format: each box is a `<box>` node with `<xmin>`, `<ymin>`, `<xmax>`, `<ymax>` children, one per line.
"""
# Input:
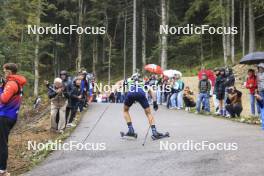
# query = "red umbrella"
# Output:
<box><xmin>198</xmin><ymin>69</ymin><xmax>216</xmax><ymax>86</ymax></box>
<box><xmin>144</xmin><ymin>64</ymin><xmax>163</xmax><ymax>74</ymax></box>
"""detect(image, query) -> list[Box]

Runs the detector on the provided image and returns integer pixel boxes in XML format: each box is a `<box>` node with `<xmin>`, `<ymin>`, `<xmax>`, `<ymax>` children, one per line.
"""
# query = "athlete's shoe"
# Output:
<box><xmin>120</xmin><ymin>131</ymin><xmax>138</xmax><ymax>138</ymax></box>
<box><xmin>152</xmin><ymin>131</ymin><xmax>164</xmax><ymax>138</ymax></box>
<box><xmin>151</xmin><ymin>131</ymin><xmax>169</xmax><ymax>140</ymax></box>
<box><xmin>126</xmin><ymin>131</ymin><xmax>136</xmax><ymax>137</ymax></box>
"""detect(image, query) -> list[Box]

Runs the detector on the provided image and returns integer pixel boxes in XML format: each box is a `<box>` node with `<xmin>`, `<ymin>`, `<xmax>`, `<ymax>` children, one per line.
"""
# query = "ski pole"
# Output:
<box><xmin>142</xmin><ymin>125</ymin><xmax>151</xmax><ymax>146</ymax></box>
<box><xmin>142</xmin><ymin>110</ymin><xmax>156</xmax><ymax>146</ymax></box>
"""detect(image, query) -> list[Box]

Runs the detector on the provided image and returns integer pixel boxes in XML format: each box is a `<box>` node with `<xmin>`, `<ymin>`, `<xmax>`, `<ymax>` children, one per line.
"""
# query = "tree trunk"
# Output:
<box><xmin>160</xmin><ymin>0</ymin><xmax>168</xmax><ymax>70</ymax></box>
<box><xmin>239</xmin><ymin>1</ymin><xmax>243</xmax><ymax>45</ymax></box>
<box><xmin>76</xmin><ymin>0</ymin><xmax>83</xmax><ymax>71</ymax></box>
<box><xmin>221</xmin><ymin>0</ymin><xmax>228</xmax><ymax>66</ymax></box>
<box><xmin>200</xmin><ymin>36</ymin><xmax>204</xmax><ymax>69</ymax></box>
<box><xmin>142</xmin><ymin>5</ymin><xmax>146</xmax><ymax>72</ymax></box>
<box><xmin>92</xmin><ymin>37</ymin><xmax>98</xmax><ymax>75</ymax></box>
<box><xmin>34</xmin><ymin>0</ymin><xmax>41</xmax><ymax>97</ymax></box>
<box><xmin>123</xmin><ymin>11</ymin><xmax>127</xmax><ymax>79</ymax></box>
<box><xmin>242</xmin><ymin>0</ymin><xmax>246</xmax><ymax>56</ymax></box>
<box><xmin>226</xmin><ymin>0</ymin><xmax>231</xmax><ymax>57</ymax></box>
<box><xmin>132</xmin><ymin>0</ymin><xmax>137</xmax><ymax>73</ymax></box>
<box><xmin>248</xmin><ymin>0</ymin><xmax>256</xmax><ymax>53</ymax></box>
<box><xmin>231</xmin><ymin>0</ymin><xmax>235</xmax><ymax>64</ymax></box>
<box><xmin>108</xmin><ymin>40</ymin><xmax>112</xmax><ymax>86</ymax></box>
<box><xmin>210</xmin><ymin>35</ymin><xmax>214</xmax><ymax>59</ymax></box>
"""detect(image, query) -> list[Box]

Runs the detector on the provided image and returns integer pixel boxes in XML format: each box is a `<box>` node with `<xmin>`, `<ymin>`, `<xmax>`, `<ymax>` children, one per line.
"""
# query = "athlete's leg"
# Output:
<box><xmin>144</xmin><ymin>107</ymin><xmax>155</xmax><ymax>126</ymax></box>
<box><xmin>124</xmin><ymin>105</ymin><xmax>132</xmax><ymax>123</ymax></box>
<box><xmin>123</xmin><ymin>104</ymin><xmax>135</xmax><ymax>134</ymax></box>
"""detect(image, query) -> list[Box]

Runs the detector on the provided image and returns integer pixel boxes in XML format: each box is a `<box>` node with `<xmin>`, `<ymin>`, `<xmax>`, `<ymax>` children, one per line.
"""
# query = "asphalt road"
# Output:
<box><xmin>25</xmin><ymin>103</ymin><xmax>264</xmax><ymax>176</ymax></box>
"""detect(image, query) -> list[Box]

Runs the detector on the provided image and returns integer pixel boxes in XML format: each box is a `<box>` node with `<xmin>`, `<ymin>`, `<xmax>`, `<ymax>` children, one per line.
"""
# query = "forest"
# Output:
<box><xmin>0</xmin><ymin>0</ymin><xmax>264</xmax><ymax>96</ymax></box>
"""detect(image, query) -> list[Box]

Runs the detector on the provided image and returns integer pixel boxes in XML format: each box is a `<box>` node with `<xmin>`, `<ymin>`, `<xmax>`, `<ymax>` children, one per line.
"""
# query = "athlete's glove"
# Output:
<box><xmin>153</xmin><ymin>101</ymin><xmax>158</xmax><ymax>111</ymax></box>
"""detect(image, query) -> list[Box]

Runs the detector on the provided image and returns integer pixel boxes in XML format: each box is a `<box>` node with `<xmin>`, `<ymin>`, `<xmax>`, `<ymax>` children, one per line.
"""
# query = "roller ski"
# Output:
<box><xmin>120</xmin><ymin>131</ymin><xmax>138</xmax><ymax>139</ymax></box>
<box><xmin>151</xmin><ymin>131</ymin><xmax>170</xmax><ymax>140</ymax></box>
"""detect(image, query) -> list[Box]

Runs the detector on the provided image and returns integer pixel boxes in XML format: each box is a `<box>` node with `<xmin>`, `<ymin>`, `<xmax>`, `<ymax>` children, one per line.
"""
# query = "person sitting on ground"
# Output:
<box><xmin>48</xmin><ymin>78</ymin><xmax>69</xmax><ymax>133</ymax></box>
<box><xmin>0</xmin><ymin>63</ymin><xmax>26</xmax><ymax>176</ymax></box>
<box><xmin>245</xmin><ymin>69</ymin><xmax>259</xmax><ymax>116</ymax></box>
<box><xmin>196</xmin><ymin>73</ymin><xmax>211</xmax><ymax>114</ymax></box>
<box><xmin>183</xmin><ymin>86</ymin><xmax>196</xmax><ymax>112</ymax></box>
<box><xmin>225</xmin><ymin>86</ymin><xmax>243</xmax><ymax>118</ymax></box>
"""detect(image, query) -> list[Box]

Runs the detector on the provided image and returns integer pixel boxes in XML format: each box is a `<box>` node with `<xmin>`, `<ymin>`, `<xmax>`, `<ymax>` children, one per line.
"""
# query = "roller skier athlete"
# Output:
<box><xmin>121</xmin><ymin>73</ymin><xmax>169</xmax><ymax>140</ymax></box>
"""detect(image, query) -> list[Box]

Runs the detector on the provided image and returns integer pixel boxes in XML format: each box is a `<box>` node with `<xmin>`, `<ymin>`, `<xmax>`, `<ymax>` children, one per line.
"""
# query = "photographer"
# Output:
<box><xmin>48</xmin><ymin>78</ymin><xmax>69</xmax><ymax>133</ymax></box>
<box><xmin>66</xmin><ymin>77</ymin><xmax>84</xmax><ymax>127</ymax></box>
<box><xmin>225</xmin><ymin>86</ymin><xmax>243</xmax><ymax>118</ymax></box>
<box><xmin>59</xmin><ymin>70</ymin><xmax>73</xmax><ymax>127</ymax></box>
<box><xmin>0</xmin><ymin>63</ymin><xmax>26</xmax><ymax>176</ymax></box>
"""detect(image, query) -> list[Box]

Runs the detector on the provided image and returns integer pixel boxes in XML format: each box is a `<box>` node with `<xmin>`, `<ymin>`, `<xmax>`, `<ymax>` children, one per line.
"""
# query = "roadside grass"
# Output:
<box><xmin>182</xmin><ymin>107</ymin><xmax>262</xmax><ymax>126</ymax></box>
<box><xmin>9</xmin><ymin>103</ymin><xmax>86</xmax><ymax>175</ymax></box>
<box><xmin>28</xmin><ymin>120</ymin><xmax>80</xmax><ymax>169</ymax></box>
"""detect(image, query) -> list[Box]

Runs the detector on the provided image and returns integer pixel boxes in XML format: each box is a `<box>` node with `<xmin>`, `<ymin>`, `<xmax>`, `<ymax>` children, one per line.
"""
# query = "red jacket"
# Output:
<box><xmin>0</xmin><ymin>75</ymin><xmax>26</xmax><ymax>120</ymax></box>
<box><xmin>246</xmin><ymin>75</ymin><xmax>257</xmax><ymax>94</ymax></box>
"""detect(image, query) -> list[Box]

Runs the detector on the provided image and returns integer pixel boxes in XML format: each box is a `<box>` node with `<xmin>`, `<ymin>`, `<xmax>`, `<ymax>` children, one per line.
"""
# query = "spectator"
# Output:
<box><xmin>162</xmin><ymin>77</ymin><xmax>170</xmax><ymax>105</ymax></box>
<box><xmin>79</xmin><ymin>71</ymin><xmax>89</xmax><ymax>108</ymax></box>
<box><xmin>92</xmin><ymin>92</ymin><xmax>97</xmax><ymax>102</ymax></box>
<box><xmin>224</xmin><ymin>67</ymin><xmax>235</xmax><ymax>88</ymax></box>
<box><xmin>67</xmin><ymin>77</ymin><xmax>83</xmax><ymax>128</ymax></box>
<box><xmin>156</xmin><ymin>75</ymin><xmax>163</xmax><ymax>105</ymax></box>
<box><xmin>60</xmin><ymin>70</ymin><xmax>73</xmax><ymax>127</ymax></box>
<box><xmin>245</xmin><ymin>69</ymin><xmax>259</xmax><ymax>116</ymax></box>
<box><xmin>183</xmin><ymin>86</ymin><xmax>196</xmax><ymax>111</ymax></box>
<box><xmin>213</xmin><ymin>68</ymin><xmax>220</xmax><ymax>113</ymax></box>
<box><xmin>0</xmin><ymin>63</ymin><xmax>26</xmax><ymax>176</ymax></box>
<box><xmin>215</xmin><ymin>68</ymin><xmax>226</xmax><ymax>116</ymax></box>
<box><xmin>109</xmin><ymin>92</ymin><xmax>115</xmax><ymax>103</ymax></box>
<box><xmin>169</xmin><ymin>74</ymin><xmax>184</xmax><ymax>110</ymax></box>
<box><xmin>257</xmin><ymin>63</ymin><xmax>264</xmax><ymax>100</ymax></box>
<box><xmin>225</xmin><ymin>86</ymin><xmax>243</xmax><ymax>118</ymax></box>
<box><xmin>255</xmin><ymin>93</ymin><xmax>264</xmax><ymax>130</ymax></box>
<box><xmin>115</xmin><ymin>90</ymin><xmax>122</xmax><ymax>103</ymax></box>
<box><xmin>48</xmin><ymin>78</ymin><xmax>68</xmax><ymax>133</ymax></box>
<box><xmin>196</xmin><ymin>73</ymin><xmax>211</xmax><ymax>114</ymax></box>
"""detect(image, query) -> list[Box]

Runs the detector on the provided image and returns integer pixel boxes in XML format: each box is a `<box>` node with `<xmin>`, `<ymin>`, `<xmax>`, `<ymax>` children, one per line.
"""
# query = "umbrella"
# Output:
<box><xmin>240</xmin><ymin>52</ymin><xmax>264</xmax><ymax>65</ymax></box>
<box><xmin>144</xmin><ymin>64</ymin><xmax>163</xmax><ymax>74</ymax></box>
<box><xmin>198</xmin><ymin>69</ymin><xmax>216</xmax><ymax>86</ymax></box>
<box><xmin>163</xmin><ymin>69</ymin><xmax>182</xmax><ymax>78</ymax></box>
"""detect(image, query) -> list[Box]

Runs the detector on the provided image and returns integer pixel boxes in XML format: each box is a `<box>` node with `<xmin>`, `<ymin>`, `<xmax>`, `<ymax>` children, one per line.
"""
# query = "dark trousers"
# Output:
<box><xmin>68</xmin><ymin>108</ymin><xmax>78</xmax><ymax>124</ymax></box>
<box><xmin>65</xmin><ymin>106</ymin><xmax>72</xmax><ymax>123</ymax></box>
<box><xmin>66</xmin><ymin>106</ymin><xmax>79</xmax><ymax>124</ymax></box>
<box><xmin>225</xmin><ymin>104</ymin><xmax>243</xmax><ymax>117</ymax></box>
<box><xmin>0</xmin><ymin>117</ymin><xmax>16</xmax><ymax>170</ymax></box>
<box><xmin>183</xmin><ymin>97</ymin><xmax>196</xmax><ymax>107</ymax></box>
